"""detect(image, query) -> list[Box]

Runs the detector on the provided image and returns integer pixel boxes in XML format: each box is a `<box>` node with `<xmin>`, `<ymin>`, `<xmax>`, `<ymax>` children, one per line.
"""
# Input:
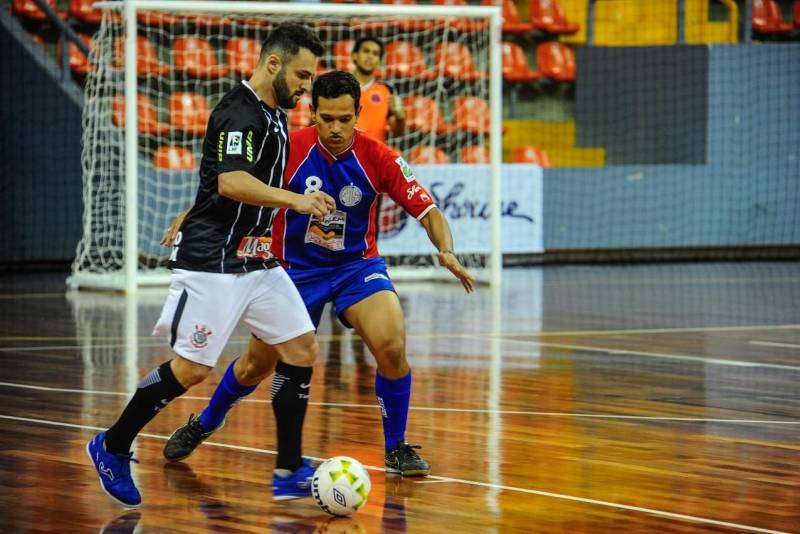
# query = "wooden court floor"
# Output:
<box><xmin>0</xmin><ymin>262</ymin><xmax>798</xmax><ymax>533</ymax></box>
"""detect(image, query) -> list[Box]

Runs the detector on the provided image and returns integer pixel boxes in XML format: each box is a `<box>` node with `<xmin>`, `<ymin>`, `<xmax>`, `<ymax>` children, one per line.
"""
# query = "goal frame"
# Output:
<box><xmin>68</xmin><ymin>0</ymin><xmax>503</xmax><ymax>293</ymax></box>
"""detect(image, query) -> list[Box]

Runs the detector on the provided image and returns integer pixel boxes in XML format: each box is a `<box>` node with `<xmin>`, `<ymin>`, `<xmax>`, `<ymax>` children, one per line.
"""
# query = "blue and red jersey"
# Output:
<box><xmin>271</xmin><ymin>127</ymin><xmax>435</xmax><ymax>268</ymax></box>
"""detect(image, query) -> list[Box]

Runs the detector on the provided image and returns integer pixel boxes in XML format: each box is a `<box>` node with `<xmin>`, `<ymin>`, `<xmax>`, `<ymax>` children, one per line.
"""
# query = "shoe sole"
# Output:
<box><xmin>163</xmin><ymin>419</ymin><xmax>225</xmax><ymax>462</ymax></box>
<box><xmin>385</xmin><ymin>466</ymin><xmax>431</xmax><ymax>476</ymax></box>
<box><xmin>85</xmin><ymin>441</ymin><xmax>141</xmax><ymax>509</ymax></box>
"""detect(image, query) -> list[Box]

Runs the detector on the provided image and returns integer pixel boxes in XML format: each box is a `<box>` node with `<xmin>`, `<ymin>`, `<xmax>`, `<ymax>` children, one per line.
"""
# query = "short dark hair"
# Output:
<box><xmin>312</xmin><ymin>71</ymin><xmax>361</xmax><ymax>111</ymax></box>
<box><xmin>260</xmin><ymin>23</ymin><xmax>324</xmax><ymax>63</ymax></box>
<box><xmin>352</xmin><ymin>36</ymin><xmax>384</xmax><ymax>59</ymax></box>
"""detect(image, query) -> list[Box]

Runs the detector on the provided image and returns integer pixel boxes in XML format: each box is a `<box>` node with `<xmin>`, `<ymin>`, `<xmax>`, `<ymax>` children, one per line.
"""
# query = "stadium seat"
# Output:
<box><xmin>153</xmin><ymin>146</ymin><xmax>196</xmax><ymax>171</ymax></box>
<box><xmin>752</xmin><ymin>0</ymin><xmax>793</xmax><ymax>34</ymax></box>
<box><xmin>227</xmin><ymin>37</ymin><xmax>261</xmax><ymax>77</ymax></box>
<box><xmin>29</xmin><ymin>32</ymin><xmax>44</xmax><ymax>47</ymax></box>
<box><xmin>57</xmin><ymin>34</ymin><xmax>94</xmax><ymax>76</ymax></box>
<box><xmin>536</xmin><ymin>42</ymin><xmax>575</xmax><ymax>82</ymax></box>
<box><xmin>434</xmin><ymin>42</ymin><xmax>485</xmax><ymax>81</ymax></box>
<box><xmin>403</xmin><ymin>96</ymin><xmax>453</xmax><ymax>134</ymax></box>
<box><xmin>511</xmin><ymin>145</ymin><xmax>551</xmax><ymax>167</ymax></box>
<box><xmin>452</xmin><ymin>97</ymin><xmax>490</xmax><ymax>135</ymax></box>
<box><xmin>114</xmin><ymin>36</ymin><xmax>171</xmax><ymax>77</ymax></box>
<box><xmin>289</xmin><ymin>93</ymin><xmax>313</xmax><ymax>131</ymax></box>
<box><xmin>795</xmin><ymin>0</ymin><xmax>800</xmax><ymax>27</ymax></box>
<box><xmin>173</xmin><ymin>36</ymin><xmax>231</xmax><ymax>78</ymax></box>
<box><xmin>407</xmin><ymin>146</ymin><xmax>451</xmax><ymax>164</ymax></box>
<box><xmin>169</xmin><ymin>92</ymin><xmax>211</xmax><ymax>136</ymax></box>
<box><xmin>529</xmin><ymin>0</ymin><xmax>580</xmax><ymax>35</ymax></box>
<box><xmin>333</xmin><ymin>40</ymin><xmax>355</xmax><ymax>72</ymax></box>
<box><xmin>432</xmin><ymin>0</ymin><xmax>488</xmax><ymax>32</ymax></box>
<box><xmin>502</xmin><ymin>41</ymin><xmax>541</xmax><ymax>82</ymax></box>
<box><xmin>112</xmin><ymin>94</ymin><xmax>170</xmax><ymax>135</ymax></box>
<box><xmin>382</xmin><ymin>0</ymin><xmax>434</xmax><ymax>31</ymax></box>
<box><xmin>481</xmin><ymin>0</ymin><xmax>533</xmax><ymax>34</ymax></box>
<box><xmin>69</xmin><ymin>0</ymin><xmax>118</xmax><ymax>24</ymax></box>
<box><xmin>12</xmin><ymin>0</ymin><xmax>65</xmax><ymax>21</ymax></box>
<box><xmin>460</xmin><ymin>145</ymin><xmax>490</xmax><ymax>163</ymax></box>
<box><xmin>382</xmin><ymin>41</ymin><xmax>435</xmax><ymax>80</ymax></box>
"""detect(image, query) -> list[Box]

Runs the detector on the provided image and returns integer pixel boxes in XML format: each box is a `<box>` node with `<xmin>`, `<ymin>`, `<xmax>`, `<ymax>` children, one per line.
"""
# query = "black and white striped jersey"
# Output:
<box><xmin>170</xmin><ymin>81</ymin><xmax>288</xmax><ymax>273</ymax></box>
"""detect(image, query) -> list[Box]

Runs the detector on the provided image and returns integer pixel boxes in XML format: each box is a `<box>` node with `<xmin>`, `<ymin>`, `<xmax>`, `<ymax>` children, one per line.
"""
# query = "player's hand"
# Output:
<box><xmin>160</xmin><ymin>210</ymin><xmax>188</xmax><ymax>246</ymax></box>
<box><xmin>390</xmin><ymin>94</ymin><xmax>405</xmax><ymax>120</ymax></box>
<box><xmin>438</xmin><ymin>251</ymin><xmax>475</xmax><ymax>293</ymax></box>
<box><xmin>294</xmin><ymin>191</ymin><xmax>336</xmax><ymax>219</ymax></box>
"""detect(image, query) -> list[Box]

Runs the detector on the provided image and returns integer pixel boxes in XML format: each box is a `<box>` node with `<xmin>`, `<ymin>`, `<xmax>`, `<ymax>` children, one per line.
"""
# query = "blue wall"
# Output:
<box><xmin>545</xmin><ymin>44</ymin><xmax>800</xmax><ymax>250</ymax></box>
<box><xmin>0</xmin><ymin>23</ymin><xmax>83</xmax><ymax>265</ymax></box>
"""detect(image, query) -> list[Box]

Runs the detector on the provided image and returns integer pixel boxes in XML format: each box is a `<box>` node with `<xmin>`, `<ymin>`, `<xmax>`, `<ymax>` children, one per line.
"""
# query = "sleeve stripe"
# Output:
<box><xmin>415</xmin><ymin>204</ymin><xmax>436</xmax><ymax>221</ymax></box>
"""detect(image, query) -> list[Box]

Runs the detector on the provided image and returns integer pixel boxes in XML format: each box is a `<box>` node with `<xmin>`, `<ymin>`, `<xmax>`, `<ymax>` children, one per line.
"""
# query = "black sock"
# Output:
<box><xmin>271</xmin><ymin>360</ymin><xmax>312</xmax><ymax>471</ymax></box>
<box><xmin>105</xmin><ymin>360</ymin><xmax>187</xmax><ymax>455</ymax></box>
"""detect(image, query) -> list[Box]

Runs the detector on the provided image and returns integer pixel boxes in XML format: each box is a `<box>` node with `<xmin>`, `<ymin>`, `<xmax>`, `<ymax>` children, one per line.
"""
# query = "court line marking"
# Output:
<box><xmin>1</xmin><ymin>323</ymin><xmax>799</xmax><ymax>344</ymax></box>
<box><xmin>749</xmin><ymin>341</ymin><xmax>800</xmax><ymax>350</ymax></box>
<box><xmin>1</xmin><ymin>381</ymin><xmax>797</xmax><ymax>424</ymax></box>
<box><xmin>0</xmin><ymin>413</ymin><xmax>791</xmax><ymax>534</ymax></box>
<box><xmin>465</xmin><ymin>336</ymin><xmax>800</xmax><ymax>372</ymax></box>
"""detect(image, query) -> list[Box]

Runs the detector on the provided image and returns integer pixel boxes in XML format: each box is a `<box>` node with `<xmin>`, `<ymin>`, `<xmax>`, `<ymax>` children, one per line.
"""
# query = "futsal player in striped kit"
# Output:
<box><xmin>164</xmin><ymin>71</ymin><xmax>474</xmax><ymax>478</ymax></box>
<box><xmin>85</xmin><ymin>24</ymin><xmax>333</xmax><ymax>507</ymax></box>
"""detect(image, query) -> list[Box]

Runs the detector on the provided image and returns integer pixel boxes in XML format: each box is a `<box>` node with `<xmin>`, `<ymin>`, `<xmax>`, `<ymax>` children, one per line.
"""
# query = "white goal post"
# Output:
<box><xmin>68</xmin><ymin>0</ymin><xmax>503</xmax><ymax>293</ymax></box>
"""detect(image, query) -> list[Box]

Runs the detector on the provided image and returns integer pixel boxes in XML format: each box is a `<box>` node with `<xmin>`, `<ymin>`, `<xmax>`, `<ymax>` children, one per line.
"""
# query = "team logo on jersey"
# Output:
<box><xmin>226</xmin><ymin>131</ymin><xmax>243</xmax><ymax>155</ymax></box>
<box><xmin>190</xmin><ymin>324</ymin><xmax>213</xmax><ymax>349</ymax></box>
<box><xmin>371</xmin><ymin>93</ymin><xmax>381</xmax><ymax>104</ymax></box>
<box><xmin>394</xmin><ymin>156</ymin><xmax>416</xmax><ymax>182</ymax></box>
<box><xmin>339</xmin><ymin>184</ymin><xmax>363</xmax><ymax>207</ymax></box>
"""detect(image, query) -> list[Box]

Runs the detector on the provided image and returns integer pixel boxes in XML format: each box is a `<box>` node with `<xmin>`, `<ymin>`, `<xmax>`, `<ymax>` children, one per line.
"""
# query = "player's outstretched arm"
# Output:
<box><xmin>219</xmin><ymin>170</ymin><xmax>335</xmax><ymax>218</ymax></box>
<box><xmin>419</xmin><ymin>208</ymin><xmax>475</xmax><ymax>293</ymax></box>
<box><xmin>161</xmin><ymin>207</ymin><xmax>191</xmax><ymax>246</ymax></box>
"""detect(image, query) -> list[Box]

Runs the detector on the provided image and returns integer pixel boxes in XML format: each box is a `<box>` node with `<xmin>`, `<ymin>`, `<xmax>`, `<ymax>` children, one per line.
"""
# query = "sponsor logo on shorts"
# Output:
<box><xmin>191</xmin><ymin>324</ymin><xmax>213</xmax><ymax>349</ymax></box>
<box><xmin>364</xmin><ymin>273</ymin><xmax>389</xmax><ymax>283</ymax></box>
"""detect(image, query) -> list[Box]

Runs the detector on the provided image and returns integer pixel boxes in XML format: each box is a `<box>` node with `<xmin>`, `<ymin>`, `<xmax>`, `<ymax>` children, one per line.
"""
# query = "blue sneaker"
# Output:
<box><xmin>272</xmin><ymin>458</ymin><xmax>315</xmax><ymax>501</ymax></box>
<box><xmin>86</xmin><ymin>432</ymin><xmax>142</xmax><ymax>508</ymax></box>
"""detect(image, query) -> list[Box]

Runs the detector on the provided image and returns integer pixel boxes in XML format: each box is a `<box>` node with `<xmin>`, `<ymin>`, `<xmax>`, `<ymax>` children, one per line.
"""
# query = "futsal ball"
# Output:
<box><xmin>312</xmin><ymin>456</ymin><xmax>371</xmax><ymax>517</ymax></box>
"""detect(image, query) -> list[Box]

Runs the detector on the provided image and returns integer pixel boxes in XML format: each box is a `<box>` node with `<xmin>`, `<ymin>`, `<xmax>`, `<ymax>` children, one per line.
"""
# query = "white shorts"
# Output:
<box><xmin>153</xmin><ymin>267</ymin><xmax>314</xmax><ymax>367</ymax></box>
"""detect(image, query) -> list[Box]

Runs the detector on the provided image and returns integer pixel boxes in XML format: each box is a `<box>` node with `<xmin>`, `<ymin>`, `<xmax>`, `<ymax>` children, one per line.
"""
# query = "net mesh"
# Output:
<box><xmin>71</xmin><ymin>6</ymin><xmax>496</xmax><ymax>287</ymax></box>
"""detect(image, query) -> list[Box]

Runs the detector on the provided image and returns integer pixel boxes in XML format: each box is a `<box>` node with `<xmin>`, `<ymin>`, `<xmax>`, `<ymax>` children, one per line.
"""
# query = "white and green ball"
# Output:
<box><xmin>312</xmin><ymin>456</ymin><xmax>372</xmax><ymax>517</ymax></box>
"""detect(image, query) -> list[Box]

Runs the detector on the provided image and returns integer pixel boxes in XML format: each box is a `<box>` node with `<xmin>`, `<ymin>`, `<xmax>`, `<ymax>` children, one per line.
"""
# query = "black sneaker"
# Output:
<box><xmin>385</xmin><ymin>441</ymin><xmax>431</xmax><ymax>476</ymax></box>
<box><xmin>163</xmin><ymin>414</ymin><xmax>224</xmax><ymax>462</ymax></box>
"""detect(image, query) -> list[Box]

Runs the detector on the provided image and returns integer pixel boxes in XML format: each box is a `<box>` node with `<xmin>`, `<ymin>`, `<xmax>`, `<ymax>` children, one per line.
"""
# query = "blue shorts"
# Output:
<box><xmin>287</xmin><ymin>257</ymin><xmax>396</xmax><ymax>328</ymax></box>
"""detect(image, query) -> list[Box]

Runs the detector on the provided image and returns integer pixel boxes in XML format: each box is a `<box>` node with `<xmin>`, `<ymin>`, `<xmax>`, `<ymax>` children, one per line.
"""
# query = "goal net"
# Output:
<box><xmin>69</xmin><ymin>0</ymin><xmax>502</xmax><ymax>292</ymax></box>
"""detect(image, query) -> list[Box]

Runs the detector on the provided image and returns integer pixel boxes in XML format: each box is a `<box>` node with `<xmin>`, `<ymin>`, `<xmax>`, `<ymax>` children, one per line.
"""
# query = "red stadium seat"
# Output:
<box><xmin>381</xmin><ymin>41</ymin><xmax>435</xmax><ymax>80</ymax></box>
<box><xmin>502</xmin><ymin>41</ymin><xmax>541</xmax><ymax>82</ymax></box>
<box><xmin>530</xmin><ymin>0</ymin><xmax>580</xmax><ymax>35</ymax></box>
<box><xmin>153</xmin><ymin>146</ymin><xmax>196</xmax><ymax>171</ymax></box>
<box><xmin>57</xmin><ymin>34</ymin><xmax>94</xmax><ymax>76</ymax></box>
<box><xmin>460</xmin><ymin>145</ymin><xmax>490</xmax><ymax>164</ymax></box>
<box><xmin>112</xmin><ymin>94</ymin><xmax>170</xmax><ymax>135</ymax></box>
<box><xmin>432</xmin><ymin>0</ymin><xmax>488</xmax><ymax>32</ymax></box>
<box><xmin>12</xmin><ymin>0</ymin><xmax>65</xmax><ymax>21</ymax></box>
<box><xmin>69</xmin><ymin>0</ymin><xmax>119</xmax><ymax>24</ymax></box>
<box><xmin>752</xmin><ymin>0</ymin><xmax>793</xmax><ymax>34</ymax></box>
<box><xmin>29</xmin><ymin>32</ymin><xmax>44</xmax><ymax>47</ymax></box>
<box><xmin>407</xmin><ymin>146</ymin><xmax>451</xmax><ymax>164</ymax></box>
<box><xmin>173</xmin><ymin>36</ymin><xmax>231</xmax><ymax>78</ymax></box>
<box><xmin>452</xmin><ymin>97</ymin><xmax>490</xmax><ymax>135</ymax></box>
<box><xmin>227</xmin><ymin>38</ymin><xmax>261</xmax><ymax>77</ymax></box>
<box><xmin>512</xmin><ymin>145</ymin><xmax>551</xmax><ymax>167</ymax></box>
<box><xmin>403</xmin><ymin>96</ymin><xmax>453</xmax><ymax>134</ymax></box>
<box><xmin>333</xmin><ymin>40</ymin><xmax>355</xmax><ymax>72</ymax></box>
<box><xmin>536</xmin><ymin>42</ymin><xmax>575</xmax><ymax>82</ymax></box>
<box><xmin>169</xmin><ymin>92</ymin><xmax>211</xmax><ymax>136</ymax></box>
<box><xmin>114</xmin><ymin>36</ymin><xmax>171</xmax><ymax>77</ymax></box>
<box><xmin>382</xmin><ymin>0</ymin><xmax>434</xmax><ymax>31</ymax></box>
<box><xmin>481</xmin><ymin>0</ymin><xmax>533</xmax><ymax>34</ymax></box>
<box><xmin>434</xmin><ymin>42</ymin><xmax>485</xmax><ymax>80</ymax></box>
<box><xmin>795</xmin><ymin>0</ymin><xmax>800</xmax><ymax>26</ymax></box>
<box><xmin>289</xmin><ymin>93</ymin><xmax>313</xmax><ymax>132</ymax></box>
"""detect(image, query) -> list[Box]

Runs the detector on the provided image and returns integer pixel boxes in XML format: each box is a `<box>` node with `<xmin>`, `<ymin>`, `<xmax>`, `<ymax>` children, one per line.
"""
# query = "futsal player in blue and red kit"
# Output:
<box><xmin>164</xmin><ymin>71</ymin><xmax>474</xmax><ymax>480</ymax></box>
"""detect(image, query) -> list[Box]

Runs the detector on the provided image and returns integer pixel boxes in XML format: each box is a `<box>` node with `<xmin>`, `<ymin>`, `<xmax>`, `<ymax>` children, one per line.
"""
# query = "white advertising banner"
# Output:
<box><xmin>378</xmin><ymin>164</ymin><xmax>543</xmax><ymax>255</ymax></box>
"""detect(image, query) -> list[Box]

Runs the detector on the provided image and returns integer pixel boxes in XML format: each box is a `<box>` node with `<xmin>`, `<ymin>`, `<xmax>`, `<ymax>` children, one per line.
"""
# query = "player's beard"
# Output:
<box><xmin>355</xmin><ymin>65</ymin><xmax>374</xmax><ymax>78</ymax></box>
<box><xmin>273</xmin><ymin>69</ymin><xmax>299</xmax><ymax>109</ymax></box>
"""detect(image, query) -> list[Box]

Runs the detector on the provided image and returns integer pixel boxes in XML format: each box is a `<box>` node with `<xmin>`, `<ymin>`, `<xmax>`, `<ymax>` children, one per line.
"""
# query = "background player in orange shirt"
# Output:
<box><xmin>351</xmin><ymin>36</ymin><xmax>405</xmax><ymax>143</ymax></box>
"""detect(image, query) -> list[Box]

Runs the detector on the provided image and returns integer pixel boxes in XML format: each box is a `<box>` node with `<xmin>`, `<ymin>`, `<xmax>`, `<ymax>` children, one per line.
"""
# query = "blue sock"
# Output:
<box><xmin>198</xmin><ymin>358</ymin><xmax>257</xmax><ymax>430</ymax></box>
<box><xmin>375</xmin><ymin>371</ymin><xmax>411</xmax><ymax>451</ymax></box>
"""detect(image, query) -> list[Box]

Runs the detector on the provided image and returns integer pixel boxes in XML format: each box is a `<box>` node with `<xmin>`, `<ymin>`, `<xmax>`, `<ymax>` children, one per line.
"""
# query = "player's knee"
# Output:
<box><xmin>171</xmin><ymin>357</ymin><xmax>212</xmax><ymax>388</ymax></box>
<box><xmin>375</xmin><ymin>339</ymin><xmax>407</xmax><ymax>375</ymax></box>
<box><xmin>281</xmin><ymin>335</ymin><xmax>319</xmax><ymax>367</ymax></box>
<box><xmin>237</xmin><ymin>352</ymin><xmax>275</xmax><ymax>383</ymax></box>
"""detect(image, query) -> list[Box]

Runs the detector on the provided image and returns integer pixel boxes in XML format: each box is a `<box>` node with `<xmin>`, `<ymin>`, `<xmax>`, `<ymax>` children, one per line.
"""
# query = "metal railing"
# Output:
<box><xmin>29</xmin><ymin>0</ymin><xmax>92</xmax><ymax>81</ymax></box>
